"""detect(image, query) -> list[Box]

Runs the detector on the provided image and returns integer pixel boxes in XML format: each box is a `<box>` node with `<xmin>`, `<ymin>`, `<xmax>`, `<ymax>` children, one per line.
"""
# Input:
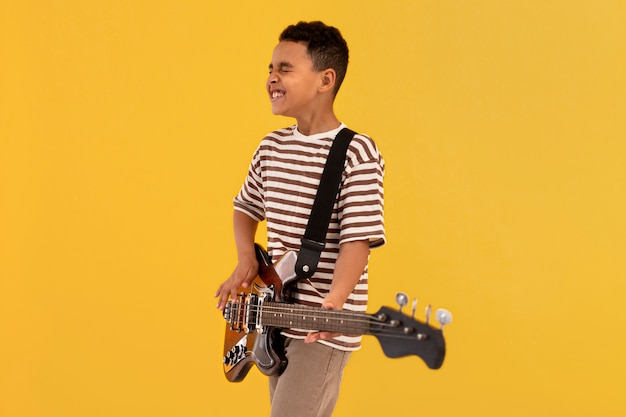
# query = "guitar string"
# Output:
<box><xmin>231</xmin><ymin>303</ymin><xmax>409</xmax><ymax>327</ymax></box>
<box><xmin>235</xmin><ymin>303</ymin><xmax>381</xmax><ymax>324</ymax></box>
<box><xmin>254</xmin><ymin>307</ymin><xmax>375</xmax><ymax>327</ymax></box>
<box><xmin>228</xmin><ymin>311</ymin><xmax>423</xmax><ymax>340</ymax></box>
<box><xmin>226</xmin><ymin>318</ymin><xmax>426</xmax><ymax>339</ymax></box>
<box><xmin>227</xmin><ymin>302</ymin><xmax>430</xmax><ymax>338</ymax></box>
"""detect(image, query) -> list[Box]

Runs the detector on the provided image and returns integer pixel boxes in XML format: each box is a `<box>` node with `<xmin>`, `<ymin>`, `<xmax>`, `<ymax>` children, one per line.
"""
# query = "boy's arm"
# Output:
<box><xmin>214</xmin><ymin>210</ymin><xmax>259</xmax><ymax>310</ymax></box>
<box><xmin>304</xmin><ymin>239</ymin><xmax>370</xmax><ymax>343</ymax></box>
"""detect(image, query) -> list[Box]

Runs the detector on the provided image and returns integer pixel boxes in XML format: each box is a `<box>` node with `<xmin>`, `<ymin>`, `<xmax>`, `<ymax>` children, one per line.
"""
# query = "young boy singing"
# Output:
<box><xmin>215</xmin><ymin>21</ymin><xmax>385</xmax><ymax>417</ymax></box>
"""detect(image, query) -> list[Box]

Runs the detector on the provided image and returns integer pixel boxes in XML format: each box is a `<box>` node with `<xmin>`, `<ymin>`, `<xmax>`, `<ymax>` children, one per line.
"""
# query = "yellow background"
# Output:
<box><xmin>2</xmin><ymin>1</ymin><xmax>625</xmax><ymax>416</ymax></box>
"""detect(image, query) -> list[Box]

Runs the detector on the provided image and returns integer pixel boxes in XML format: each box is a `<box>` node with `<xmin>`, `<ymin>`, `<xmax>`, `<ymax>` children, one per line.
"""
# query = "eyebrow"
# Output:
<box><xmin>268</xmin><ymin>62</ymin><xmax>294</xmax><ymax>71</ymax></box>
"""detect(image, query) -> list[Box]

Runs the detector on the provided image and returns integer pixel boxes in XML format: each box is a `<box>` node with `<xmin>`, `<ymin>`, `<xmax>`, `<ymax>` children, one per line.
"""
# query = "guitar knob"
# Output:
<box><xmin>395</xmin><ymin>292</ymin><xmax>409</xmax><ymax>312</ymax></box>
<box><xmin>435</xmin><ymin>309</ymin><xmax>453</xmax><ymax>330</ymax></box>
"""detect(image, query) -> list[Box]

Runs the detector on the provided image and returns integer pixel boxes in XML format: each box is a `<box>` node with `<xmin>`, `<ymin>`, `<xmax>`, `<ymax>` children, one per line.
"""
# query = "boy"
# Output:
<box><xmin>214</xmin><ymin>21</ymin><xmax>385</xmax><ymax>417</ymax></box>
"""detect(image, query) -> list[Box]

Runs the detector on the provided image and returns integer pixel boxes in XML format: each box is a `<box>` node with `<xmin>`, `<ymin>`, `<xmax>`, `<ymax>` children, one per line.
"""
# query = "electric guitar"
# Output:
<box><xmin>222</xmin><ymin>244</ymin><xmax>451</xmax><ymax>382</ymax></box>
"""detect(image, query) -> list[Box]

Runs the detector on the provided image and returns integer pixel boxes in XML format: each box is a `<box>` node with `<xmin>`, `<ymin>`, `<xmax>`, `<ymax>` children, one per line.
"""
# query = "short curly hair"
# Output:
<box><xmin>279</xmin><ymin>21</ymin><xmax>349</xmax><ymax>96</ymax></box>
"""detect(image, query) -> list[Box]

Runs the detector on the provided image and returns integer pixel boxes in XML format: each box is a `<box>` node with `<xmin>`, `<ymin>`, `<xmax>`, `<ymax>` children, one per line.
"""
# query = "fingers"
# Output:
<box><xmin>304</xmin><ymin>299</ymin><xmax>341</xmax><ymax>343</ymax></box>
<box><xmin>305</xmin><ymin>332</ymin><xmax>320</xmax><ymax>343</ymax></box>
<box><xmin>214</xmin><ymin>262</ymin><xmax>259</xmax><ymax>310</ymax></box>
<box><xmin>214</xmin><ymin>275</ymin><xmax>238</xmax><ymax>310</ymax></box>
<box><xmin>215</xmin><ymin>287</ymin><xmax>229</xmax><ymax>311</ymax></box>
<box><xmin>305</xmin><ymin>331</ymin><xmax>341</xmax><ymax>343</ymax></box>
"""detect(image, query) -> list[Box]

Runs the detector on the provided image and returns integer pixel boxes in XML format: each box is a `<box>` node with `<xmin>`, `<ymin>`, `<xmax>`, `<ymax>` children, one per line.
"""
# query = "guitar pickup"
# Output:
<box><xmin>245</xmin><ymin>294</ymin><xmax>259</xmax><ymax>333</ymax></box>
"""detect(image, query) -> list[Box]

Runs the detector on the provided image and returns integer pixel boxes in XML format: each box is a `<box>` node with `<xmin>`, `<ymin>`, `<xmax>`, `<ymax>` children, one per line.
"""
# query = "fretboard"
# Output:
<box><xmin>259</xmin><ymin>302</ymin><xmax>373</xmax><ymax>335</ymax></box>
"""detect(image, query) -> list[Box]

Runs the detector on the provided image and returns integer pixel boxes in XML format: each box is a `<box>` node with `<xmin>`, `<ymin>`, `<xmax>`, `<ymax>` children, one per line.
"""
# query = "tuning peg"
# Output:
<box><xmin>425</xmin><ymin>304</ymin><xmax>432</xmax><ymax>325</ymax></box>
<box><xmin>411</xmin><ymin>297</ymin><xmax>417</xmax><ymax>318</ymax></box>
<box><xmin>395</xmin><ymin>292</ymin><xmax>409</xmax><ymax>312</ymax></box>
<box><xmin>436</xmin><ymin>309</ymin><xmax>453</xmax><ymax>330</ymax></box>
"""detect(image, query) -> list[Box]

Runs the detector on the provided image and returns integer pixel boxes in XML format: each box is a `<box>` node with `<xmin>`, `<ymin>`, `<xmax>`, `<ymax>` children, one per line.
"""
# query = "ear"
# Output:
<box><xmin>319</xmin><ymin>68</ymin><xmax>337</xmax><ymax>93</ymax></box>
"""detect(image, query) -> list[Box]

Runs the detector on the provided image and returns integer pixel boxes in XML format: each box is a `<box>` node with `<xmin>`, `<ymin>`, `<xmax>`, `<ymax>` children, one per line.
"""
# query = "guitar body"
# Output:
<box><xmin>222</xmin><ymin>245</ymin><xmax>295</xmax><ymax>383</ymax></box>
<box><xmin>222</xmin><ymin>305</ymin><xmax>287</xmax><ymax>382</ymax></box>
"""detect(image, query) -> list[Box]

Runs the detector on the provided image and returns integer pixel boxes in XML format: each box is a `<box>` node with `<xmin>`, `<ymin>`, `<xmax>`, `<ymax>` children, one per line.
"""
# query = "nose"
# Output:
<box><xmin>267</xmin><ymin>70</ymin><xmax>279</xmax><ymax>84</ymax></box>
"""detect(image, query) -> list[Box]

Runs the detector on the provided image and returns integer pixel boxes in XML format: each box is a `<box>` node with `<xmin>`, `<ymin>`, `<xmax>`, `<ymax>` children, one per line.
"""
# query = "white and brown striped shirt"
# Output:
<box><xmin>233</xmin><ymin>124</ymin><xmax>385</xmax><ymax>351</ymax></box>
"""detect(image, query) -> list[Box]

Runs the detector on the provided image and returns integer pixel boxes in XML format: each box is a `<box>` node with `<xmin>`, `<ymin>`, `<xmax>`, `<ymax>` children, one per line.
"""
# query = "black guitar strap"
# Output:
<box><xmin>295</xmin><ymin>127</ymin><xmax>356</xmax><ymax>278</ymax></box>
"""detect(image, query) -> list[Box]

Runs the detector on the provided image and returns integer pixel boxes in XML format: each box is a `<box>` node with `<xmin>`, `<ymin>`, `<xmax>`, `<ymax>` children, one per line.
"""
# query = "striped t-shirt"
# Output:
<box><xmin>233</xmin><ymin>124</ymin><xmax>385</xmax><ymax>351</ymax></box>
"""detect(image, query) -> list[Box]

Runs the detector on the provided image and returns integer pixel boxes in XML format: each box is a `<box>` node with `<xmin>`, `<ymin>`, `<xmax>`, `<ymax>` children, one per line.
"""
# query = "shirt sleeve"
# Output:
<box><xmin>337</xmin><ymin>136</ymin><xmax>386</xmax><ymax>248</ymax></box>
<box><xmin>233</xmin><ymin>146</ymin><xmax>266</xmax><ymax>222</ymax></box>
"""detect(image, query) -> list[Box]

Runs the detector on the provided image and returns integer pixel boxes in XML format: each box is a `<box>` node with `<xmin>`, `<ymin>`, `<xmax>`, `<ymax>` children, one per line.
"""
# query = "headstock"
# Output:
<box><xmin>370</xmin><ymin>292</ymin><xmax>452</xmax><ymax>369</ymax></box>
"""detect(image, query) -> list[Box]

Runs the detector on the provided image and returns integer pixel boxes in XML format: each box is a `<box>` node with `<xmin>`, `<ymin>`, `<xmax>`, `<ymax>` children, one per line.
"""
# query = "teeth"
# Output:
<box><xmin>272</xmin><ymin>91</ymin><xmax>284</xmax><ymax>99</ymax></box>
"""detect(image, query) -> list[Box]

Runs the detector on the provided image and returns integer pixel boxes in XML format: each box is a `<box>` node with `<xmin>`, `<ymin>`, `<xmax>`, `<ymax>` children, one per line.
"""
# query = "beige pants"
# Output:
<box><xmin>269</xmin><ymin>338</ymin><xmax>352</xmax><ymax>417</ymax></box>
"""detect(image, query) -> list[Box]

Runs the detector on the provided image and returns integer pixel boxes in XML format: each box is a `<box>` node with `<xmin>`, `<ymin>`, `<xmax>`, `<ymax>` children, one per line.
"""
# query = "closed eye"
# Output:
<box><xmin>268</xmin><ymin>62</ymin><xmax>294</xmax><ymax>75</ymax></box>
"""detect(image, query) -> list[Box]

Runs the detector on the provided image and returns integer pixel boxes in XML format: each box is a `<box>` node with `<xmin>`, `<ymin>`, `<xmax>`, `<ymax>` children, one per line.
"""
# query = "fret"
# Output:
<box><xmin>260</xmin><ymin>302</ymin><xmax>371</xmax><ymax>334</ymax></box>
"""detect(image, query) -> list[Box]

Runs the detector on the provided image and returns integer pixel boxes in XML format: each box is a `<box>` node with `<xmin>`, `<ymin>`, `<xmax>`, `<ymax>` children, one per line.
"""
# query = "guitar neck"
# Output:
<box><xmin>260</xmin><ymin>302</ymin><xmax>373</xmax><ymax>335</ymax></box>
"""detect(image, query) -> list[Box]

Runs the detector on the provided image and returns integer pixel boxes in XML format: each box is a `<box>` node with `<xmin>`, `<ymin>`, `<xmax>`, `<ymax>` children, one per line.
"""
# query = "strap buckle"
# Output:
<box><xmin>300</xmin><ymin>237</ymin><xmax>325</xmax><ymax>252</ymax></box>
<box><xmin>295</xmin><ymin>238</ymin><xmax>326</xmax><ymax>278</ymax></box>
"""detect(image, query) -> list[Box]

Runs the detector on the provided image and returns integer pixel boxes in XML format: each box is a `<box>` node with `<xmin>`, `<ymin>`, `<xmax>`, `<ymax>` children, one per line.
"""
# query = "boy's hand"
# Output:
<box><xmin>214</xmin><ymin>255</ymin><xmax>259</xmax><ymax>310</ymax></box>
<box><xmin>304</xmin><ymin>299</ymin><xmax>342</xmax><ymax>343</ymax></box>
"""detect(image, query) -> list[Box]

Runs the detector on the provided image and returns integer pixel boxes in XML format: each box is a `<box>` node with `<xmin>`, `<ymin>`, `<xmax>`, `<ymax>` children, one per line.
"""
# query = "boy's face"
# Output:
<box><xmin>266</xmin><ymin>41</ymin><xmax>323</xmax><ymax>119</ymax></box>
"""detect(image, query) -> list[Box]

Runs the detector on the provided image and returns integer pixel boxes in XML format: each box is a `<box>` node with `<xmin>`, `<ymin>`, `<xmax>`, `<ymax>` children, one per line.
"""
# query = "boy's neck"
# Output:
<box><xmin>295</xmin><ymin>111</ymin><xmax>341</xmax><ymax>136</ymax></box>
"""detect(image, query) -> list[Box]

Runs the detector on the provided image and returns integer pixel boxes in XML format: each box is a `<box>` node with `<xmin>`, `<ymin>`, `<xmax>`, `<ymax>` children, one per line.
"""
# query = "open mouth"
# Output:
<box><xmin>270</xmin><ymin>90</ymin><xmax>285</xmax><ymax>100</ymax></box>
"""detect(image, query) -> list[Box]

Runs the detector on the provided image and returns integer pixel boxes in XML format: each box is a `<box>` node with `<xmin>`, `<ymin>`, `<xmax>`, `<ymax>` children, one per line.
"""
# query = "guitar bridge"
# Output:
<box><xmin>224</xmin><ymin>291</ymin><xmax>267</xmax><ymax>334</ymax></box>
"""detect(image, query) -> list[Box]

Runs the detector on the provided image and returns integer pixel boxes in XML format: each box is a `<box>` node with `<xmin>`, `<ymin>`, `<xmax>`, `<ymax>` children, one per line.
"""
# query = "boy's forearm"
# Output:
<box><xmin>326</xmin><ymin>240</ymin><xmax>370</xmax><ymax>308</ymax></box>
<box><xmin>214</xmin><ymin>210</ymin><xmax>260</xmax><ymax>310</ymax></box>
<box><xmin>233</xmin><ymin>210</ymin><xmax>259</xmax><ymax>260</ymax></box>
